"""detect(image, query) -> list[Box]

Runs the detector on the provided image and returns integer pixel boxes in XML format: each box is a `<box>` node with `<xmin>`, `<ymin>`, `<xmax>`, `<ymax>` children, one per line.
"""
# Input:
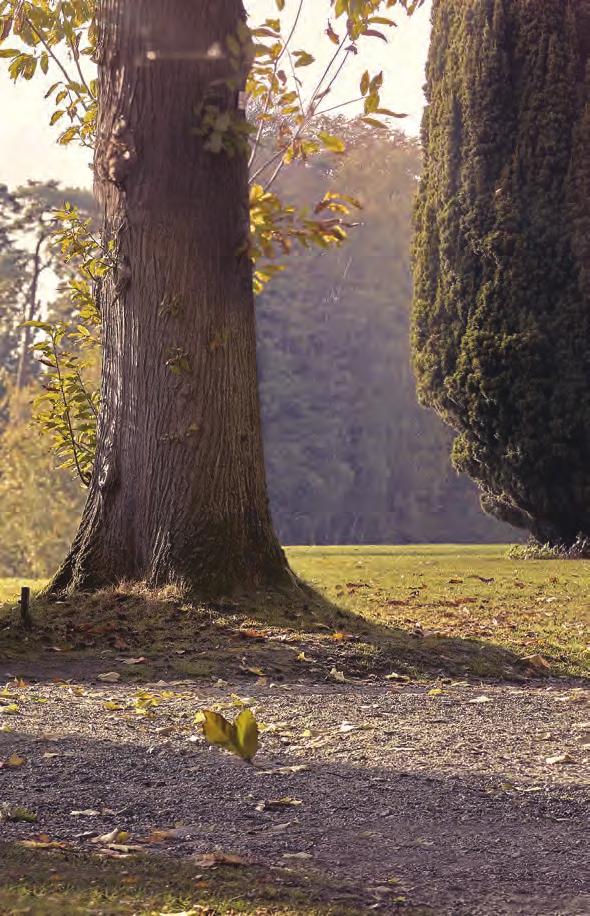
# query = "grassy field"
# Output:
<box><xmin>288</xmin><ymin>544</ymin><xmax>589</xmax><ymax>677</ymax></box>
<box><xmin>1</xmin><ymin>546</ymin><xmax>588</xmax><ymax>679</ymax></box>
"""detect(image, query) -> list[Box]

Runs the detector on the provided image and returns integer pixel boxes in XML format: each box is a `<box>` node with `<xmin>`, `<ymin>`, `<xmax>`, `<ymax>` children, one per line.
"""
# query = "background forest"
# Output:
<box><xmin>0</xmin><ymin>123</ymin><xmax>511</xmax><ymax>579</ymax></box>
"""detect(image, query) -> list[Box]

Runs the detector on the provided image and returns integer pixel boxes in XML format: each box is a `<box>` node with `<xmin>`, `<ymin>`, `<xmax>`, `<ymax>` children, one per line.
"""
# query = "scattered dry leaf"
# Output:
<box><xmin>545</xmin><ymin>753</ymin><xmax>577</xmax><ymax>765</ymax></box>
<box><xmin>194</xmin><ymin>852</ymin><xmax>250</xmax><ymax>868</ymax></box>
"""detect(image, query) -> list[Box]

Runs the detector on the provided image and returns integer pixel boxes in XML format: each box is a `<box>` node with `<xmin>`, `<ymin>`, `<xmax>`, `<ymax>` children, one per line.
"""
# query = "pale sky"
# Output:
<box><xmin>1</xmin><ymin>1</ymin><xmax>431</xmax><ymax>190</ymax></box>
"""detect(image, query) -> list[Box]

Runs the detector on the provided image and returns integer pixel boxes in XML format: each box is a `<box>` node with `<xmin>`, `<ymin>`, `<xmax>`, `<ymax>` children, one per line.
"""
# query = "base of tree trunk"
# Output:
<box><xmin>42</xmin><ymin>536</ymin><xmax>305</xmax><ymax>607</ymax></box>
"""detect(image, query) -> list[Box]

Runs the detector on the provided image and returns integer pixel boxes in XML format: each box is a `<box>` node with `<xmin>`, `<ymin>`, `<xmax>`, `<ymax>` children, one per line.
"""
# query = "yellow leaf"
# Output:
<box><xmin>427</xmin><ymin>688</ymin><xmax>443</xmax><ymax>697</ymax></box>
<box><xmin>235</xmin><ymin>708</ymin><xmax>259</xmax><ymax>761</ymax></box>
<box><xmin>3</xmin><ymin>753</ymin><xmax>26</xmax><ymax>768</ymax></box>
<box><xmin>318</xmin><ymin>131</ymin><xmax>346</xmax><ymax>154</ymax></box>
<box><xmin>202</xmin><ymin>709</ymin><xmax>239</xmax><ymax>752</ymax></box>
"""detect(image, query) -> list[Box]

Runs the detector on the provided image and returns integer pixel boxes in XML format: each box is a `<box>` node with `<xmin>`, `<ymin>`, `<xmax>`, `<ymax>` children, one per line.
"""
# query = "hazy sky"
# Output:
<box><xmin>1</xmin><ymin>1</ymin><xmax>431</xmax><ymax>190</ymax></box>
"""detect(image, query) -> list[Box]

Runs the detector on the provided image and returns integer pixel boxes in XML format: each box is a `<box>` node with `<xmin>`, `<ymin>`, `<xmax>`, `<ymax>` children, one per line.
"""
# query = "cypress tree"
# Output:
<box><xmin>412</xmin><ymin>0</ymin><xmax>590</xmax><ymax>546</ymax></box>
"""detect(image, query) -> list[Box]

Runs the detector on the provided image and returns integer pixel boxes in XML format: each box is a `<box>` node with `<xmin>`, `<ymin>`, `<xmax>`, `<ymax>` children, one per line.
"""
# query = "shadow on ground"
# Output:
<box><xmin>0</xmin><ymin>581</ymin><xmax>540</xmax><ymax>684</ymax></box>
<box><xmin>0</xmin><ymin>724</ymin><xmax>587</xmax><ymax>915</ymax></box>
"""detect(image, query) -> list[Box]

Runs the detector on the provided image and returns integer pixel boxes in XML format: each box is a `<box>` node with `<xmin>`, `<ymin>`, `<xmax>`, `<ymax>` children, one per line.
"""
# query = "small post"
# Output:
<box><xmin>20</xmin><ymin>587</ymin><xmax>32</xmax><ymax>631</ymax></box>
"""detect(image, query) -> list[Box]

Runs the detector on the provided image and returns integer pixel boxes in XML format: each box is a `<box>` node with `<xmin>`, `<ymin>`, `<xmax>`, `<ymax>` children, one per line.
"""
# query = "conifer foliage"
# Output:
<box><xmin>412</xmin><ymin>0</ymin><xmax>590</xmax><ymax>546</ymax></box>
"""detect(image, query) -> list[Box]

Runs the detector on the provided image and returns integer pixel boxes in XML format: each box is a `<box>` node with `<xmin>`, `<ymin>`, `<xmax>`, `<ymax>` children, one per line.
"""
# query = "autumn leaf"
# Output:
<box><xmin>546</xmin><ymin>753</ymin><xmax>577</xmax><ymax>765</ymax></box>
<box><xmin>1</xmin><ymin>753</ymin><xmax>26</xmax><ymax>768</ymax></box>
<box><xmin>318</xmin><ymin>130</ymin><xmax>346</xmax><ymax>153</ymax></box>
<box><xmin>201</xmin><ymin>708</ymin><xmax>259</xmax><ymax>761</ymax></box>
<box><xmin>194</xmin><ymin>852</ymin><xmax>251</xmax><ymax>868</ymax></box>
<box><xmin>328</xmin><ymin>667</ymin><xmax>346</xmax><ymax>682</ymax></box>
<box><xmin>256</xmin><ymin>797</ymin><xmax>303</xmax><ymax>811</ymax></box>
<box><xmin>19</xmin><ymin>835</ymin><xmax>68</xmax><ymax>850</ymax></box>
<box><xmin>91</xmin><ymin>828</ymin><xmax>130</xmax><ymax>845</ymax></box>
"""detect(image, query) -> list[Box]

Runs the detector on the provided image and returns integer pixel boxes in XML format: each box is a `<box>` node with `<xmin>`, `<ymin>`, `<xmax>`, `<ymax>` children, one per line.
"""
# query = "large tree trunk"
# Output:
<box><xmin>48</xmin><ymin>0</ymin><xmax>293</xmax><ymax>598</ymax></box>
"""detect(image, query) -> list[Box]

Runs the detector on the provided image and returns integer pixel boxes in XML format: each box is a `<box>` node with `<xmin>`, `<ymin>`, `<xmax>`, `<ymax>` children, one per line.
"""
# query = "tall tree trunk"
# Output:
<box><xmin>49</xmin><ymin>0</ymin><xmax>293</xmax><ymax>597</ymax></box>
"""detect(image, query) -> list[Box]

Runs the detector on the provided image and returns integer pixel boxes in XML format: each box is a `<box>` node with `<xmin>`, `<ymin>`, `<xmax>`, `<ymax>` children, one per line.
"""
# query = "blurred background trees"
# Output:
<box><xmin>0</xmin><ymin>124</ymin><xmax>511</xmax><ymax>577</ymax></box>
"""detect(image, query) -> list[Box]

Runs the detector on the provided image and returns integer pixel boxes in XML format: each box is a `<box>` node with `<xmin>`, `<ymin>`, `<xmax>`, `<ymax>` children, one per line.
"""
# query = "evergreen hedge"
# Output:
<box><xmin>413</xmin><ymin>0</ymin><xmax>590</xmax><ymax>545</ymax></box>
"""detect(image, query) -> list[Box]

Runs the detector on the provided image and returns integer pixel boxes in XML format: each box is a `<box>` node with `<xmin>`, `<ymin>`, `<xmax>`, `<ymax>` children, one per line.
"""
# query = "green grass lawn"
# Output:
<box><xmin>287</xmin><ymin>545</ymin><xmax>589</xmax><ymax>677</ymax></box>
<box><xmin>1</xmin><ymin>546</ymin><xmax>588</xmax><ymax>678</ymax></box>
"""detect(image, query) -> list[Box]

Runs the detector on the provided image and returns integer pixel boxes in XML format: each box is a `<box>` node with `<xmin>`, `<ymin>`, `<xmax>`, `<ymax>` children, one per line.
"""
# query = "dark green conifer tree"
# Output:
<box><xmin>412</xmin><ymin>0</ymin><xmax>590</xmax><ymax>546</ymax></box>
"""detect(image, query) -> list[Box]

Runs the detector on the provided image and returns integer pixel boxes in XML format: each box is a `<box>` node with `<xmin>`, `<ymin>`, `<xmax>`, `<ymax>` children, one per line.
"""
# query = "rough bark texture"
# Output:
<box><xmin>49</xmin><ymin>0</ymin><xmax>293</xmax><ymax>597</ymax></box>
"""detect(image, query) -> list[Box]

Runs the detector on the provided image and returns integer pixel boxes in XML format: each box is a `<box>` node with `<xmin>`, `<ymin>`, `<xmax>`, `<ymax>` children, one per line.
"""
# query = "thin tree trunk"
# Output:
<box><xmin>16</xmin><ymin>230</ymin><xmax>45</xmax><ymax>390</ymax></box>
<box><xmin>48</xmin><ymin>0</ymin><xmax>294</xmax><ymax>598</ymax></box>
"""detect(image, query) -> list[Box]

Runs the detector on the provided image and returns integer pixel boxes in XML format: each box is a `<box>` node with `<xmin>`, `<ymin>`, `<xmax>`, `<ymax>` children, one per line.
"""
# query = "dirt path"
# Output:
<box><xmin>1</xmin><ymin>667</ymin><xmax>588</xmax><ymax>914</ymax></box>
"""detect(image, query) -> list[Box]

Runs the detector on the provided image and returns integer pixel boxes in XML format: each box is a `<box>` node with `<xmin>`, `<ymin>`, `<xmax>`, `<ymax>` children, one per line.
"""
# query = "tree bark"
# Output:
<box><xmin>48</xmin><ymin>0</ymin><xmax>293</xmax><ymax>598</ymax></box>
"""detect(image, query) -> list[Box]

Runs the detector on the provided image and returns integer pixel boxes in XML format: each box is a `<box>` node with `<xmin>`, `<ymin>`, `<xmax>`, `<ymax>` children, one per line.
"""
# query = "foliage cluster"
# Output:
<box><xmin>412</xmin><ymin>0</ymin><xmax>590</xmax><ymax>547</ymax></box>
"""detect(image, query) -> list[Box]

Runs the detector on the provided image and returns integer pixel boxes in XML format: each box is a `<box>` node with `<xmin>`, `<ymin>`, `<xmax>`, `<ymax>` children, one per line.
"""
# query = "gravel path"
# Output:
<box><xmin>1</xmin><ymin>670</ymin><xmax>588</xmax><ymax>914</ymax></box>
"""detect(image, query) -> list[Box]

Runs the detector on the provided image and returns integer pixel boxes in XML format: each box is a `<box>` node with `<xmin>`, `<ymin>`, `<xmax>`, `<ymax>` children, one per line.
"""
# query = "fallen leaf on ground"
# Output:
<box><xmin>91</xmin><ymin>828</ymin><xmax>130</xmax><ymax>845</ymax></box>
<box><xmin>521</xmin><ymin>654</ymin><xmax>552</xmax><ymax>671</ymax></box>
<box><xmin>328</xmin><ymin>667</ymin><xmax>346</xmax><ymax>682</ymax></box>
<box><xmin>70</xmin><ymin>809</ymin><xmax>101</xmax><ymax>817</ymax></box>
<box><xmin>1</xmin><ymin>754</ymin><xmax>26</xmax><ymax>768</ymax></box>
<box><xmin>255</xmin><ymin>797</ymin><xmax>302</xmax><ymax>811</ymax></box>
<box><xmin>1</xmin><ymin>805</ymin><xmax>37</xmax><ymax>823</ymax></box>
<box><xmin>545</xmin><ymin>753</ymin><xmax>577</xmax><ymax>765</ymax></box>
<box><xmin>469</xmin><ymin>696</ymin><xmax>492</xmax><ymax>704</ymax></box>
<box><xmin>121</xmin><ymin>657</ymin><xmax>147</xmax><ymax>666</ymax></box>
<box><xmin>282</xmin><ymin>851</ymin><xmax>312</xmax><ymax>860</ymax></box>
<box><xmin>194</xmin><ymin>852</ymin><xmax>250</xmax><ymax>868</ymax></box>
<box><xmin>256</xmin><ymin>764</ymin><xmax>309</xmax><ymax>776</ymax></box>
<box><xmin>19</xmin><ymin>835</ymin><xmax>68</xmax><ymax>849</ymax></box>
<box><xmin>0</xmin><ymin>704</ymin><xmax>19</xmax><ymax>715</ymax></box>
<box><xmin>97</xmin><ymin>672</ymin><xmax>121</xmax><ymax>683</ymax></box>
<box><xmin>243</xmin><ymin>666</ymin><xmax>265</xmax><ymax>677</ymax></box>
